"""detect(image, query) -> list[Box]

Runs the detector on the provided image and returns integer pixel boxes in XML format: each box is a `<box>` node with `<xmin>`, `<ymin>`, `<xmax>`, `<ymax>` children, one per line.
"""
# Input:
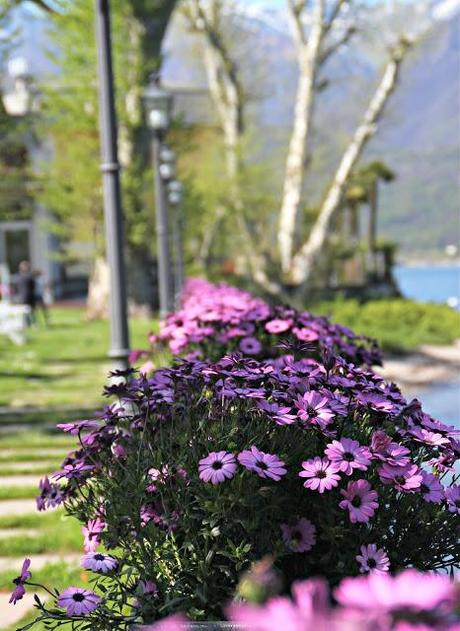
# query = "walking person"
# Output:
<box><xmin>33</xmin><ymin>269</ymin><xmax>50</xmax><ymax>326</ymax></box>
<box><xmin>16</xmin><ymin>260</ymin><xmax>36</xmax><ymax>326</ymax></box>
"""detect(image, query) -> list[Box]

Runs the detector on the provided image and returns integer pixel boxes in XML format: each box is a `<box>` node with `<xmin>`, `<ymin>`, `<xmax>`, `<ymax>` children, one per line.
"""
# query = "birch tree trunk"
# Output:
<box><xmin>278</xmin><ymin>0</ymin><xmax>325</xmax><ymax>274</ymax></box>
<box><xmin>289</xmin><ymin>40</ymin><xmax>409</xmax><ymax>286</ymax></box>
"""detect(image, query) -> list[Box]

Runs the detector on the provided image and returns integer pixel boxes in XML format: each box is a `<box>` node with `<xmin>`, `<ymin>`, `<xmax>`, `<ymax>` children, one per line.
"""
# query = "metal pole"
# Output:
<box><xmin>94</xmin><ymin>0</ymin><xmax>130</xmax><ymax>370</ymax></box>
<box><xmin>172</xmin><ymin>204</ymin><xmax>184</xmax><ymax>309</ymax></box>
<box><xmin>152</xmin><ymin>134</ymin><xmax>173</xmax><ymax>318</ymax></box>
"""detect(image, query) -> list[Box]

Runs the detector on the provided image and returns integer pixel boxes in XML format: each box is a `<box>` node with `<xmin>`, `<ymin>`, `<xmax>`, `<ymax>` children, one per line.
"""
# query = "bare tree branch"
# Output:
<box><xmin>324</xmin><ymin>0</ymin><xmax>349</xmax><ymax>34</ymax></box>
<box><xmin>319</xmin><ymin>25</ymin><xmax>357</xmax><ymax>65</ymax></box>
<box><xmin>289</xmin><ymin>38</ymin><xmax>410</xmax><ymax>286</ymax></box>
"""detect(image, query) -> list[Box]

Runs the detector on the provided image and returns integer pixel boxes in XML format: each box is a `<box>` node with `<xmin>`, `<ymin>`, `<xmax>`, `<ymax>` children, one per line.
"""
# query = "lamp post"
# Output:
<box><xmin>143</xmin><ymin>74</ymin><xmax>174</xmax><ymax>318</ymax></box>
<box><xmin>168</xmin><ymin>180</ymin><xmax>184</xmax><ymax>307</ymax></box>
<box><xmin>94</xmin><ymin>0</ymin><xmax>130</xmax><ymax>371</ymax></box>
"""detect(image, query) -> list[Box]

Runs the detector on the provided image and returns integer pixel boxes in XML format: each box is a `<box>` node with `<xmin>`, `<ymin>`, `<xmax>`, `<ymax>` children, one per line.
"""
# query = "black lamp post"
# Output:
<box><xmin>168</xmin><ymin>180</ymin><xmax>184</xmax><ymax>307</ymax></box>
<box><xmin>94</xmin><ymin>0</ymin><xmax>130</xmax><ymax>371</ymax></box>
<box><xmin>143</xmin><ymin>74</ymin><xmax>174</xmax><ymax>318</ymax></box>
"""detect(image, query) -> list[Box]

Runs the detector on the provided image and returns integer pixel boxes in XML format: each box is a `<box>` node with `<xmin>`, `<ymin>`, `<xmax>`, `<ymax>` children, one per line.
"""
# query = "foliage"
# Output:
<box><xmin>14</xmin><ymin>282</ymin><xmax>459</xmax><ymax>629</ymax></box>
<box><xmin>312</xmin><ymin>297</ymin><xmax>460</xmax><ymax>353</ymax></box>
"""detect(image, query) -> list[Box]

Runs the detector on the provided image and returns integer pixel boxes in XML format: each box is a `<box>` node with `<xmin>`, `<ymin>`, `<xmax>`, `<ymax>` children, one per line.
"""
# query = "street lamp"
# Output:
<box><xmin>143</xmin><ymin>74</ymin><xmax>174</xmax><ymax>318</ymax></box>
<box><xmin>94</xmin><ymin>0</ymin><xmax>130</xmax><ymax>371</ymax></box>
<box><xmin>168</xmin><ymin>180</ymin><xmax>184</xmax><ymax>307</ymax></box>
<box><xmin>159</xmin><ymin>146</ymin><xmax>176</xmax><ymax>181</ymax></box>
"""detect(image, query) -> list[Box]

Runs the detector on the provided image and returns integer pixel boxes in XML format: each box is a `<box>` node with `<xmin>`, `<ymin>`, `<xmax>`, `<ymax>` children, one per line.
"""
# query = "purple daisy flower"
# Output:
<box><xmin>299</xmin><ymin>457</ymin><xmax>340</xmax><ymax>493</ymax></box>
<box><xmin>57</xmin><ymin>587</ymin><xmax>101</xmax><ymax>616</ymax></box>
<box><xmin>379</xmin><ymin>464</ymin><xmax>422</xmax><ymax>493</ymax></box>
<box><xmin>339</xmin><ymin>479</ymin><xmax>379</xmax><ymax>523</ymax></box>
<box><xmin>82</xmin><ymin>552</ymin><xmax>118</xmax><ymax>574</ymax></box>
<box><xmin>239</xmin><ymin>337</ymin><xmax>262</xmax><ymax>355</ymax></box>
<box><xmin>409</xmin><ymin>427</ymin><xmax>450</xmax><ymax>446</ymax></box>
<box><xmin>238</xmin><ymin>446</ymin><xmax>287</xmax><ymax>481</ymax></box>
<box><xmin>9</xmin><ymin>558</ymin><xmax>31</xmax><ymax>605</ymax></box>
<box><xmin>295</xmin><ymin>391</ymin><xmax>334</xmax><ymax>429</ymax></box>
<box><xmin>325</xmin><ymin>438</ymin><xmax>372</xmax><ymax>475</ymax></box>
<box><xmin>419</xmin><ymin>471</ymin><xmax>444</xmax><ymax>503</ymax></box>
<box><xmin>82</xmin><ymin>517</ymin><xmax>105</xmax><ymax>553</ymax></box>
<box><xmin>257</xmin><ymin>400</ymin><xmax>297</xmax><ymax>426</ymax></box>
<box><xmin>199</xmin><ymin>451</ymin><xmax>237</xmax><ymax>484</ymax></box>
<box><xmin>281</xmin><ymin>517</ymin><xmax>316</xmax><ymax>553</ymax></box>
<box><xmin>56</xmin><ymin>420</ymin><xmax>100</xmax><ymax>435</ymax></box>
<box><xmin>356</xmin><ymin>544</ymin><xmax>390</xmax><ymax>574</ymax></box>
<box><xmin>445</xmin><ymin>485</ymin><xmax>460</xmax><ymax>514</ymax></box>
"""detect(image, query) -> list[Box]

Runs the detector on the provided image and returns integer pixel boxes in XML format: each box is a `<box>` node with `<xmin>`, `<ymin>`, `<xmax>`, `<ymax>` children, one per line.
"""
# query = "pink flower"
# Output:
<box><xmin>335</xmin><ymin>569</ymin><xmax>455</xmax><ymax>612</ymax></box>
<box><xmin>281</xmin><ymin>518</ymin><xmax>316</xmax><ymax>553</ymax></box>
<box><xmin>238</xmin><ymin>446</ymin><xmax>287</xmax><ymax>481</ymax></box>
<box><xmin>356</xmin><ymin>544</ymin><xmax>390</xmax><ymax>574</ymax></box>
<box><xmin>339</xmin><ymin>479</ymin><xmax>378</xmax><ymax>523</ymax></box>
<box><xmin>409</xmin><ymin>427</ymin><xmax>450</xmax><ymax>446</ymax></box>
<box><xmin>198</xmin><ymin>451</ymin><xmax>237</xmax><ymax>484</ymax></box>
<box><xmin>325</xmin><ymin>438</ymin><xmax>372</xmax><ymax>475</ymax></box>
<box><xmin>82</xmin><ymin>517</ymin><xmax>105</xmax><ymax>553</ymax></box>
<box><xmin>9</xmin><ymin>558</ymin><xmax>31</xmax><ymax>605</ymax></box>
<box><xmin>257</xmin><ymin>400</ymin><xmax>297</xmax><ymax>425</ymax></box>
<box><xmin>140</xmin><ymin>360</ymin><xmax>155</xmax><ymax>375</ymax></box>
<box><xmin>265</xmin><ymin>318</ymin><xmax>293</xmax><ymax>334</ymax></box>
<box><xmin>419</xmin><ymin>471</ymin><xmax>444</xmax><ymax>503</ymax></box>
<box><xmin>299</xmin><ymin>457</ymin><xmax>340</xmax><ymax>493</ymax></box>
<box><xmin>292</xmin><ymin>327</ymin><xmax>319</xmax><ymax>342</ymax></box>
<box><xmin>295</xmin><ymin>391</ymin><xmax>334</xmax><ymax>429</ymax></box>
<box><xmin>141</xmin><ymin>614</ymin><xmax>188</xmax><ymax>631</ymax></box>
<box><xmin>57</xmin><ymin>587</ymin><xmax>101</xmax><ymax>616</ymax></box>
<box><xmin>379</xmin><ymin>464</ymin><xmax>422</xmax><ymax>492</ymax></box>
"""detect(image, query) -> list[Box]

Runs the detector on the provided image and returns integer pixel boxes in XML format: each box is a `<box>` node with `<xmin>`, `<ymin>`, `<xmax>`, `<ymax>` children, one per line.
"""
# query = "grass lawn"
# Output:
<box><xmin>0</xmin><ymin>307</ymin><xmax>157</xmax><ymax>409</ymax></box>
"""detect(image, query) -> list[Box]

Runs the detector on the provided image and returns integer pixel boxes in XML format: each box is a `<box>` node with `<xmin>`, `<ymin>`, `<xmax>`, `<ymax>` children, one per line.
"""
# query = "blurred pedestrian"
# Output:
<box><xmin>16</xmin><ymin>260</ymin><xmax>36</xmax><ymax>326</ymax></box>
<box><xmin>33</xmin><ymin>269</ymin><xmax>50</xmax><ymax>326</ymax></box>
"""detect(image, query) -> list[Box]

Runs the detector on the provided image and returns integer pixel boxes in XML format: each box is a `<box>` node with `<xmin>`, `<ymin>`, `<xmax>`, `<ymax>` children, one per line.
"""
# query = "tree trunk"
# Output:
<box><xmin>86</xmin><ymin>256</ymin><xmax>110</xmax><ymax>320</ymax></box>
<box><xmin>289</xmin><ymin>41</ymin><xmax>409</xmax><ymax>286</ymax></box>
<box><xmin>278</xmin><ymin>1</ymin><xmax>324</xmax><ymax>273</ymax></box>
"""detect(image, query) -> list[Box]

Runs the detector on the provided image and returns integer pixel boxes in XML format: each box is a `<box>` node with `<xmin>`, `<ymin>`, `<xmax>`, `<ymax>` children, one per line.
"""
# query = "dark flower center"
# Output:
<box><xmin>212</xmin><ymin>461</ymin><xmax>223</xmax><ymax>470</ymax></box>
<box><xmin>256</xmin><ymin>460</ymin><xmax>268</xmax><ymax>470</ymax></box>
<box><xmin>316</xmin><ymin>470</ymin><xmax>326</xmax><ymax>479</ymax></box>
<box><xmin>72</xmin><ymin>593</ymin><xmax>85</xmax><ymax>602</ymax></box>
<box><xmin>421</xmin><ymin>484</ymin><xmax>429</xmax><ymax>495</ymax></box>
<box><xmin>94</xmin><ymin>553</ymin><xmax>105</xmax><ymax>561</ymax></box>
<box><xmin>351</xmin><ymin>496</ymin><xmax>362</xmax><ymax>508</ymax></box>
<box><xmin>395</xmin><ymin>476</ymin><xmax>406</xmax><ymax>485</ymax></box>
<box><xmin>291</xmin><ymin>530</ymin><xmax>302</xmax><ymax>543</ymax></box>
<box><xmin>455</xmin><ymin>500</ymin><xmax>460</xmax><ymax>508</ymax></box>
<box><xmin>343</xmin><ymin>452</ymin><xmax>355</xmax><ymax>462</ymax></box>
<box><xmin>307</xmin><ymin>407</ymin><xmax>317</xmax><ymax>417</ymax></box>
<box><xmin>367</xmin><ymin>558</ymin><xmax>377</xmax><ymax>568</ymax></box>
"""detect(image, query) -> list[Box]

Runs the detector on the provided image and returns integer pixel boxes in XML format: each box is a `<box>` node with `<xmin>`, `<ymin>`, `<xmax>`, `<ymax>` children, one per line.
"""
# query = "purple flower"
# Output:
<box><xmin>324</xmin><ymin>438</ymin><xmax>371</xmax><ymax>475</ymax></box>
<box><xmin>409</xmin><ymin>426</ymin><xmax>450</xmax><ymax>446</ymax></box>
<box><xmin>445</xmin><ymin>485</ymin><xmax>460</xmax><ymax>514</ymax></box>
<box><xmin>136</xmin><ymin>579</ymin><xmax>159</xmax><ymax>596</ymax></box>
<box><xmin>53</xmin><ymin>461</ymin><xmax>94</xmax><ymax>481</ymax></box>
<box><xmin>371</xmin><ymin>434</ymin><xmax>411</xmax><ymax>467</ymax></box>
<box><xmin>357</xmin><ymin>392</ymin><xmax>395</xmax><ymax>413</ymax></box>
<box><xmin>339</xmin><ymin>480</ymin><xmax>378</xmax><ymax>523</ymax></box>
<box><xmin>56</xmin><ymin>419</ymin><xmax>100</xmax><ymax>434</ymax></box>
<box><xmin>281</xmin><ymin>518</ymin><xmax>316</xmax><ymax>553</ymax></box>
<box><xmin>419</xmin><ymin>471</ymin><xmax>444</xmax><ymax>503</ymax></box>
<box><xmin>238</xmin><ymin>446</ymin><xmax>287</xmax><ymax>481</ymax></box>
<box><xmin>299</xmin><ymin>457</ymin><xmax>340</xmax><ymax>493</ymax></box>
<box><xmin>265</xmin><ymin>318</ymin><xmax>293</xmax><ymax>334</ymax></box>
<box><xmin>9</xmin><ymin>559</ymin><xmax>31</xmax><ymax>605</ymax></box>
<box><xmin>379</xmin><ymin>464</ymin><xmax>422</xmax><ymax>493</ymax></box>
<box><xmin>198</xmin><ymin>451</ymin><xmax>237</xmax><ymax>484</ymax></box>
<box><xmin>57</xmin><ymin>587</ymin><xmax>101</xmax><ymax>616</ymax></box>
<box><xmin>82</xmin><ymin>518</ymin><xmax>105</xmax><ymax>553</ymax></box>
<box><xmin>257</xmin><ymin>400</ymin><xmax>297</xmax><ymax>426</ymax></box>
<box><xmin>356</xmin><ymin>544</ymin><xmax>390</xmax><ymax>574</ymax></box>
<box><xmin>82</xmin><ymin>552</ymin><xmax>118</xmax><ymax>573</ymax></box>
<box><xmin>295</xmin><ymin>391</ymin><xmax>334</xmax><ymax>429</ymax></box>
<box><xmin>36</xmin><ymin>476</ymin><xmax>65</xmax><ymax>511</ymax></box>
<box><xmin>292</xmin><ymin>327</ymin><xmax>319</xmax><ymax>342</ymax></box>
<box><xmin>239</xmin><ymin>337</ymin><xmax>262</xmax><ymax>355</ymax></box>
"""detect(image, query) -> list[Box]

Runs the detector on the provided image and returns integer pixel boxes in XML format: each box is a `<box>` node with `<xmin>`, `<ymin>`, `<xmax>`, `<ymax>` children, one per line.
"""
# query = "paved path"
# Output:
<box><xmin>0</xmin><ymin>474</ymin><xmax>42</xmax><ymax>488</ymax></box>
<box><xmin>0</xmin><ymin>499</ymin><xmax>44</xmax><ymax>517</ymax></box>
<box><xmin>0</xmin><ymin>553</ymin><xmax>80</xmax><ymax>573</ymax></box>
<box><xmin>0</xmin><ymin>528</ymin><xmax>39</xmax><ymax>540</ymax></box>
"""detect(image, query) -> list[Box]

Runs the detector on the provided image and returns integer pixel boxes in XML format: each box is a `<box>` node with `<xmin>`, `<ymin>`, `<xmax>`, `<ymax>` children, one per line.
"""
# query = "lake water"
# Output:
<box><xmin>394</xmin><ymin>264</ymin><xmax>460</xmax><ymax>309</ymax></box>
<box><xmin>393</xmin><ymin>264</ymin><xmax>460</xmax><ymax>426</ymax></box>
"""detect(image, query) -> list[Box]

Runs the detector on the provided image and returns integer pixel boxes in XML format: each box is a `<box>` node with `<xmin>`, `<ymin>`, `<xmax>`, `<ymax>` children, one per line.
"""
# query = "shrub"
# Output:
<box><xmin>28</xmin><ymin>345</ymin><xmax>459</xmax><ymax>626</ymax></box>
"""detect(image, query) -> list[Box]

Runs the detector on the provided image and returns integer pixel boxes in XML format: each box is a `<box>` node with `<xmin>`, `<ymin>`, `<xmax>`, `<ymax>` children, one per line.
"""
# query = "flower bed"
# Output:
<box><xmin>148</xmin><ymin>279</ymin><xmax>382</xmax><ymax>367</ymax></box>
<box><xmin>10</xmin><ymin>281</ymin><xmax>460</xmax><ymax>630</ymax></box>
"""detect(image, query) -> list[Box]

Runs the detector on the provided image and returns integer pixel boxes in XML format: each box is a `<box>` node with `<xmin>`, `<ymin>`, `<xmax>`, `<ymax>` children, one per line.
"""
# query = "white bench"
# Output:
<box><xmin>0</xmin><ymin>303</ymin><xmax>30</xmax><ymax>344</ymax></box>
